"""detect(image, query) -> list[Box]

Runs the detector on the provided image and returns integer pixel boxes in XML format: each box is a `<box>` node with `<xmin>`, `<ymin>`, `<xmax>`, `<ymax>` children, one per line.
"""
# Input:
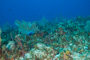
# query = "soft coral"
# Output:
<box><xmin>15</xmin><ymin>34</ymin><xmax>25</xmax><ymax>57</ymax></box>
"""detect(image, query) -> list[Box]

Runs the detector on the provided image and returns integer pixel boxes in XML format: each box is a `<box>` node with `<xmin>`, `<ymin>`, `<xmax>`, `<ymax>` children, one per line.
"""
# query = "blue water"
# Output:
<box><xmin>0</xmin><ymin>0</ymin><xmax>90</xmax><ymax>25</ymax></box>
<box><xmin>0</xmin><ymin>0</ymin><xmax>90</xmax><ymax>59</ymax></box>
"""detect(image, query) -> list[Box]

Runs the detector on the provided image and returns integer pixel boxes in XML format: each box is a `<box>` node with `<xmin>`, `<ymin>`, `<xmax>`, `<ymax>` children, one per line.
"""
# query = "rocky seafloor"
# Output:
<box><xmin>0</xmin><ymin>16</ymin><xmax>90</xmax><ymax>60</ymax></box>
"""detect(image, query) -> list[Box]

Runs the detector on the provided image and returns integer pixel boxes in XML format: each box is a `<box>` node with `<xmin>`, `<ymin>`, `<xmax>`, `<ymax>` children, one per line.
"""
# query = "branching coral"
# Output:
<box><xmin>15</xmin><ymin>20</ymin><xmax>39</xmax><ymax>35</ymax></box>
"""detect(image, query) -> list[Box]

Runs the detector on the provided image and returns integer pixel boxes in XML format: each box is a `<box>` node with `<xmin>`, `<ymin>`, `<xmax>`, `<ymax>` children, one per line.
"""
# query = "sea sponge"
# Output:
<box><xmin>6</xmin><ymin>41</ymin><xmax>15</xmax><ymax>50</ymax></box>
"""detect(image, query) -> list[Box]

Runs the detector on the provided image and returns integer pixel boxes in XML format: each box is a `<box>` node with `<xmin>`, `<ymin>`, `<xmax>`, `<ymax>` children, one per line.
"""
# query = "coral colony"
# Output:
<box><xmin>0</xmin><ymin>16</ymin><xmax>90</xmax><ymax>60</ymax></box>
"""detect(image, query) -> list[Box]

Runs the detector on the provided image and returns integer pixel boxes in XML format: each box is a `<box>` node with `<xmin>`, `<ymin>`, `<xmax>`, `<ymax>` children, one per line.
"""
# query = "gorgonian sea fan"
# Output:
<box><xmin>15</xmin><ymin>20</ymin><xmax>39</xmax><ymax>35</ymax></box>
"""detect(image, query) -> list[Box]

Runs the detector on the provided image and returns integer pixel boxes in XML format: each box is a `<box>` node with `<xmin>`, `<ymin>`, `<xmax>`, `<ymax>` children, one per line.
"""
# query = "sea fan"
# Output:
<box><xmin>15</xmin><ymin>20</ymin><xmax>39</xmax><ymax>35</ymax></box>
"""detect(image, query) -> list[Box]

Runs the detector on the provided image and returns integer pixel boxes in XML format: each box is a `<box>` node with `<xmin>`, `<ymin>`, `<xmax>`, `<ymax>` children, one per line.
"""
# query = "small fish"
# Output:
<box><xmin>8</xmin><ymin>8</ymin><xmax>13</xmax><ymax>11</ymax></box>
<box><xmin>27</xmin><ymin>32</ymin><xmax>34</xmax><ymax>35</ymax></box>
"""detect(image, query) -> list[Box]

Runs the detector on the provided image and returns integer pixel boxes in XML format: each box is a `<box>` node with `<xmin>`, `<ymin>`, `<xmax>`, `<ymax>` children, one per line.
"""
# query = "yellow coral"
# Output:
<box><xmin>65</xmin><ymin>55</ymin><xmax>69</xmax><ymax>60</ymax></box>
<box><xmin>34</xmin><ymin>45</ymin><xmax>38</xmax><ymax>49</ymax></box>
<box><xmin>66</xmin><ymin>50</ymin><xmax>70</xmax><ymax>55</ymax></box>
<box><xmin>64</xmin><ymin>50</ymin><xmax>71</xmax><ymax>60</ymax></box>
<box><xmin>0</xmin><ymin>57</ymin><xmax>5</xmax><ymax>60</ymax></box>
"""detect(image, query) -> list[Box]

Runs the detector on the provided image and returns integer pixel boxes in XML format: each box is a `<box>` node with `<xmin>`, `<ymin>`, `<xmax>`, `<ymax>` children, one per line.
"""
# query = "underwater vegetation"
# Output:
<box><xmin>15</xmin><ymin>20</ymin><xmax>39</xmax><ymax>35</ymax></box>
<box><xmin>0</xmin><ymin>16</ymin><xmax>90</xmax><ymax>60</ymax></box>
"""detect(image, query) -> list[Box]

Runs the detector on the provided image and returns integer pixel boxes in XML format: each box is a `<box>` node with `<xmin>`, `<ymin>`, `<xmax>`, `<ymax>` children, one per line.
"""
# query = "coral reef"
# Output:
<box><xmin>0</xmin><ymin>16</ymin><xmax>90</xmax><ymax>60</ymax></box>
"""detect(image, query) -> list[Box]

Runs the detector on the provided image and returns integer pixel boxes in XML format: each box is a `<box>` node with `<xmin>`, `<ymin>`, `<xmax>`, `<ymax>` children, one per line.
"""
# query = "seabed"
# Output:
<box><xmin>0</xmin><ymin>16</ymin><xmax>90</xmax><ymax>60</ymax></box>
